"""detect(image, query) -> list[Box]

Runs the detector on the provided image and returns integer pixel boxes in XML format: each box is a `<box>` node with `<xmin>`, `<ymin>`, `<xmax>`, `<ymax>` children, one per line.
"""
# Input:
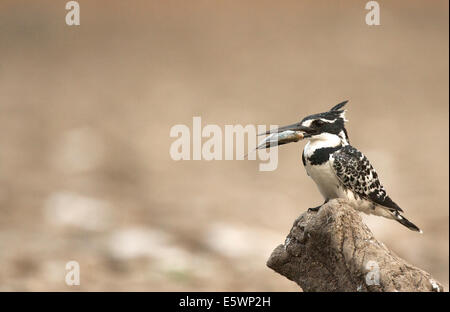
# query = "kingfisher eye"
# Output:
<box><xmin>312</xmin><ymin>120</ymin><xmax>325</xmax><ymax>127</ymax></box>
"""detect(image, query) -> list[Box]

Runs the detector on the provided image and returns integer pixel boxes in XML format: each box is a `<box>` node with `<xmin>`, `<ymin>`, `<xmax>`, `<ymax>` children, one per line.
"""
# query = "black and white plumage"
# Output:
<box><xmin>261</xmin><ymin>100</ymin><xmax>421</xmax><ymax>232</ymax></box>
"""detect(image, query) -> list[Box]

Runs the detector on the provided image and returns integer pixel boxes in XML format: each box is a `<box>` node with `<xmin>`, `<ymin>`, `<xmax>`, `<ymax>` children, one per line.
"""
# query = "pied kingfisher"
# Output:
<box><xmin>259</xmin><ymin>100</ymin><xmax>421</xmax><ymax>232</ymax></box>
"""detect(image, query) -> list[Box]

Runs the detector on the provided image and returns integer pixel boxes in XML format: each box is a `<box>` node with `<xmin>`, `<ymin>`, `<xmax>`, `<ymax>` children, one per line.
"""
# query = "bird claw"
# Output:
<box><xmin>308</xmin><ymin>199</ymin><xmax>330</xmax><ymax>212</ymax></box>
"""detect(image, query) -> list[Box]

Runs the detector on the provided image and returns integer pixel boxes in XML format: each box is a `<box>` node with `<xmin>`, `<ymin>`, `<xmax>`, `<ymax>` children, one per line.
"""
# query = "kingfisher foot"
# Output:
<box><xmin>308</xmin><ymin>206</ymin><xmax>321</xmax><ymax>212</ymax></box>
<box><xmin>308</xmin><ymin>199</ymin><xmax>329</xmax><ymax>212</ymax></box>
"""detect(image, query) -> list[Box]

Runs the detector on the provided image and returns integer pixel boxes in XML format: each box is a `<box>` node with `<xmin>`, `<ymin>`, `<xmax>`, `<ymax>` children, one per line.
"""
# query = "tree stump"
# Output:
<box><xmin>267</xmin><ymin>199</ymin><xmax>444</xmax><ymax>292</ymax></box>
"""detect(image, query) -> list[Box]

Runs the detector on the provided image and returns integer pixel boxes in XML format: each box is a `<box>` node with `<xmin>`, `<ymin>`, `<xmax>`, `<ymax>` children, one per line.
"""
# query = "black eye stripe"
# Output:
<box><xmin>313</xmin><ymin>120</ymin><xmax>325</xmax><ymax>127</ymax></box>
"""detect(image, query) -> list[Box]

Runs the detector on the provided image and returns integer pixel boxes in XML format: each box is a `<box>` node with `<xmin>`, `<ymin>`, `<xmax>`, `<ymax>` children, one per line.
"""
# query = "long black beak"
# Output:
<box><xmin>258</xmin><ymin>122</ymin><xmax>313</xmax><ymax>136</ymax></box>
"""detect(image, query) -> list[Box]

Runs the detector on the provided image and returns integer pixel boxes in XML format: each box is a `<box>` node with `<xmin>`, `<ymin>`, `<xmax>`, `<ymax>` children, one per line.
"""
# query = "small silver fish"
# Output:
<box><xmin>256</xmin><ymin>130</ymin><xmax>304</xmax><ymax>150</ymax></box>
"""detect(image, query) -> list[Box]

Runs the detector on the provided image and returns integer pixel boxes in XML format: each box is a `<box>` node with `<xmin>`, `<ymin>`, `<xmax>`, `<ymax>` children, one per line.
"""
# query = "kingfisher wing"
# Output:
<box><xmin>331</xmin><ymin>145</ymin><xmax>403</xmax><ymax>212</ymax></box>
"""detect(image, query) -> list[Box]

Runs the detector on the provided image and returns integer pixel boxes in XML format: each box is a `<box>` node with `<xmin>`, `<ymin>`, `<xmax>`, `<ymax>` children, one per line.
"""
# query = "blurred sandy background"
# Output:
<box><xmin>0</xmin><ymin>0</ymin><xmax>448</xmax><ymax>291</ymax></box>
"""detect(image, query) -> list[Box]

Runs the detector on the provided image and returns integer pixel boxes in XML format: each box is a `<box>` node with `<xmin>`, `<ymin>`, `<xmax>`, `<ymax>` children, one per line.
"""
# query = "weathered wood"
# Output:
<box><xmin>267</xmin><ymin>199</ymin><xmax>444</xmax><ymax>292</ymax></box>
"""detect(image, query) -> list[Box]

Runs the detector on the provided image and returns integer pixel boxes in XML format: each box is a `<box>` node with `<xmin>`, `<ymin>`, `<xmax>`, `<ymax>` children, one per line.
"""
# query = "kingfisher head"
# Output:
<box><xmin>257</xmin><ymin>101</ymin><xmax>350</xmax><ymax>149</ymax></box>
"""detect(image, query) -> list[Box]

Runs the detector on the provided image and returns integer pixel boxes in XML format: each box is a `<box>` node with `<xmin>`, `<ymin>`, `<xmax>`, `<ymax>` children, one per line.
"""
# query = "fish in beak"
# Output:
<box><xmin>255</xmin><ymin>122</ymin><xmax>313</xmax><ymax>150</ymax></box>
<box><xmin>255</xmin><ymin>130</ymin><xmax>304</xmax><ymax>150</ymax></box>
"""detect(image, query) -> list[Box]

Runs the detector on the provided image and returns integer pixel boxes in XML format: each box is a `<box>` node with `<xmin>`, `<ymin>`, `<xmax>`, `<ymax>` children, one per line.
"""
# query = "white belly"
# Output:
<box><xmin>305</xmin><ymin>160</ymin><xmax>394</xmax><ymax>219</ymax></box>
<box><xmin>305</xmin><ymin>160</ymin><xmax>342</xmax><ymax>200</ymax></box>
<box><xmin>303</xmin><ymin>138</ymin><xmax>395</xmax><ymax>219</ymax></box>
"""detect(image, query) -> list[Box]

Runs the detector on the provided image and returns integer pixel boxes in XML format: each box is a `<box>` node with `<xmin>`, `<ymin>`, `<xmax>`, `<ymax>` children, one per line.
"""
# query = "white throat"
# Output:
<box><xmin>304</xmin><ymin>132</ymin><xmax>344</xmax><ymax>158</ymax></box>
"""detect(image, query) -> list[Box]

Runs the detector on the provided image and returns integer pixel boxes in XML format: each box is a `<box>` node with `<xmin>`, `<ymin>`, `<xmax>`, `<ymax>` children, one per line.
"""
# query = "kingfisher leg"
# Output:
<box><xmin>308</xmin><ymin>199</ymin><xmax>329</xmax><ymax>212</ymax></box>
